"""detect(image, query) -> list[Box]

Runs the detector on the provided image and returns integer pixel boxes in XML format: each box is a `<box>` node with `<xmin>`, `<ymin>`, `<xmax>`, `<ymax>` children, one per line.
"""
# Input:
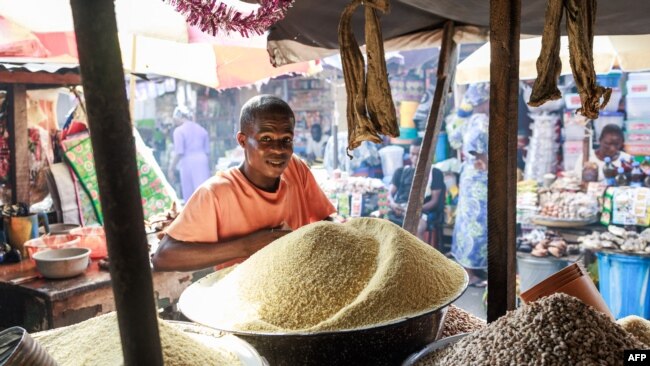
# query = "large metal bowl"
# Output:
<box><xmin>179</xmin><ymin>269</ymin><xmax>468</xmax><ymax>366</ymax></box>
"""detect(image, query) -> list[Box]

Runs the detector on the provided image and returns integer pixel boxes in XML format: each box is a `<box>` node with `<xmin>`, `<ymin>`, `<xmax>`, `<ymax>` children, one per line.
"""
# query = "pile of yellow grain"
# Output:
<box><xmin>618</xmin><ymin>315</ymin><xmax>650</xmax><ymax>347</ymax></box>
<box><xmin>203</xmin><ymin>218</ymin><xmax>467</xmax><ymax>332</ymax></box>
<box><xmin>32</xmin><ymin>312</ymin><xmax>241</xmax><ymax>366</ymax></box>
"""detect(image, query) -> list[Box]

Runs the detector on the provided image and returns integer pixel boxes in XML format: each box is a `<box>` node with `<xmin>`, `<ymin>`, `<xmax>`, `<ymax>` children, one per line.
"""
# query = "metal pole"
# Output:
<box><xmin>68</xmin><ymin>0</ymin><xmax>163</xmax><ymax>364</ymax></box>
<box><xmin>403</xmin><ymin>21</ymin><xmax>458</xmax><ymax>235</ymax></box>
<box><xmin>487</xmin><ymin>0</ymin><xmax>520</xmax><ymax>322</ymax></box>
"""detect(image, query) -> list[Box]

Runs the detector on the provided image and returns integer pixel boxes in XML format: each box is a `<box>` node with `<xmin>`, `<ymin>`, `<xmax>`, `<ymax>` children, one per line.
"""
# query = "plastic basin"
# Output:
<box><xmin>24</xmin><ymin>235</ymin><xmax>80</xmax><ymax>260</ymax></box>
<box><xmin>70</xmin><ymin>226</ymin><xmax>107</xmax><ymax>259</ymax></box>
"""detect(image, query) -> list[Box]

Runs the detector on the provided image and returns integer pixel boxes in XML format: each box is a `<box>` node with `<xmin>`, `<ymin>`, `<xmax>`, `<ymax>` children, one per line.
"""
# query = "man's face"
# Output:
<box><xmin>409</xmin><ymin>145</ymin><xmax>421</xmax><ymax>166</ymax></box>
<box><xmin>237</xmin><ymin>113</ymin><xmax>294</xmax><ymax>181</ymax></box>
<box><xmin>599</xmin><ymin>133</ymin><xmax>623</xmax><ymax>158</ymax></box>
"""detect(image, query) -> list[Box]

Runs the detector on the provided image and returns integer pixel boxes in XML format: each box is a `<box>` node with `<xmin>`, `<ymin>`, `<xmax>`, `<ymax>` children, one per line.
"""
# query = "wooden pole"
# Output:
<box><xmin>68</xmin><ymin>1</ymin><xmax>163</xmax><ymax>365</ymax></box>
<box><xmin>487</xmin><ymin>0</ymin><xmax>520</xmax><ymax>322</ymax></box>
<box><xmin>403</xmin><ymin>21</ymin><xmax>457</xmax><ymax>235</ymax></box>
<box><xmin>6</xmin><ymin>84</ymin><xmax>29</xmax><ymax>204</ymax></box>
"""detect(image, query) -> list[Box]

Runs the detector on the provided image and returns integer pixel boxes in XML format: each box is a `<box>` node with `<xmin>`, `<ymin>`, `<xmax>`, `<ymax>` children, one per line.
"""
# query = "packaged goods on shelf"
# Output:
<box><xmin>601</xmin><ymin>187</ymin><xmax>650</xmax><ymax>226</ymax></box>
<box><xmin>524</xmin><ymin>113</ymin><xmax>561</xmax><ymax>183</ymax></box>
<box><xmin>320</xmin><ymin>176</ymin><xmax>388</xmax><ymax>218</ymax></box>
<box><xmin>516</xmin><ymin>180</ymin><xmax>539</xmax><ymax>224</ymax></box>
<box><xmin>564</xmin><ymin>89</ymin><xmax>622</xmax><ymax>112</ymax></box>
<box><xmin>626</xmin><ymin>93</ymin><xmax>650</xmax><ymax>120</ymax></box>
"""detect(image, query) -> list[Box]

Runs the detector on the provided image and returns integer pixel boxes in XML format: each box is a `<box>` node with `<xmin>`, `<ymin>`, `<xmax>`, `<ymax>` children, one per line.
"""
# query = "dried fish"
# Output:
<box><xmin>565</xmin><ymin>0</ymin><xmax>611</xmax><ymax>119</ymax></box>
<box><xmin>338</xmin><ymin>0</ymin><xmax>398</xmax><ymax>157</ymax></box>
<box><xmin>528</xmin><ymin>0</ymin><xmax>611</xmax><ymax>119</ymax></box>
<box><xmin>528</xmin><ymin>0</ymin><xmax>564</xmax><ymax>106</ymax></box>
<box><xmin>365</xmin><ymin>0</ymin><xmax>398</xmax><ymax>138</ymax></box>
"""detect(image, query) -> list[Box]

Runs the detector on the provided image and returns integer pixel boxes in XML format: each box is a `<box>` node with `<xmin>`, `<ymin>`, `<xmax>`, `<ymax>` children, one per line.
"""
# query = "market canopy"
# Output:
<box><xmin>455</xmin><ymin>35</ymin><xmax>650</xmax><ymax>85</ymax></box>
<box><xmin>0</xmin><ymin>0</ymin><xmax>320</xmax><ymax>89</ymax></box>
<box><xmin>267</xmin><ymin>0</ymin><xmax>650</xmax><ymax>66</ymax></box>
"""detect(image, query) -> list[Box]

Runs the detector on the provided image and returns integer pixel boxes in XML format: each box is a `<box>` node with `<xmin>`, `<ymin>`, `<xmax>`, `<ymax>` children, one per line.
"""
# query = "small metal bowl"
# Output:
<box><xmin>32</xmin><ymin>247</ymin><xmax>91</xmax><ymax>279</ymax></box>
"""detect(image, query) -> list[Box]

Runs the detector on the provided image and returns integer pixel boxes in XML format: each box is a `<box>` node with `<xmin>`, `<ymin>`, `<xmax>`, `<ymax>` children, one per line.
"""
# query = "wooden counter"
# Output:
<box><xmin>0</xmin><ymin>259</ymin><xmax>212</xmax><ymax>332</ymax></box>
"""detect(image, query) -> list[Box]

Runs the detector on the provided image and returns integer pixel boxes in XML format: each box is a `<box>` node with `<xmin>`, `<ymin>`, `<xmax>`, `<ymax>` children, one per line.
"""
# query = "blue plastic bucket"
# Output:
<box><xmin>596</xmin><ymin>251</ymin><xmax>650</xmax><ymax>319</ymax></box>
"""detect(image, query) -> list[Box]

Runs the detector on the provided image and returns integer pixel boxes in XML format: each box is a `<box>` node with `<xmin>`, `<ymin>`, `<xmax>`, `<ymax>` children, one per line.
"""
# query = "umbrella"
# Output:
<box><xmin>455</xmin><ymin>35</ymin><xmax>650</xmax><ymax>85</ymax></box>
<box><xmin>0</xmin><ymin>0</ymin><xmax>320</xmax><ymax>89</ymax></box>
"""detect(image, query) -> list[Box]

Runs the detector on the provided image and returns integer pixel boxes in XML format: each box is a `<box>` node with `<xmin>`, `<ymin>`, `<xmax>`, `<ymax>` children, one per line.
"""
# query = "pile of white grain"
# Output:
<box><xmin>202</xmin><ymin>218</ymin><xmax>467</xmax><ymax>332</ymax></box>
<box><xmin>618</xmin><ymin>315</ymin><xmax>650</xmax><ymax>347</ymax></box>
<box><xmin>417</xmin><ymin>293</ymin><xmax>644</xmax><ymax>366</ymax></box>
<box><xmin>32</xmin><ymin>312</ymin><xmax>241</xmax><ymax>366</ymax></box>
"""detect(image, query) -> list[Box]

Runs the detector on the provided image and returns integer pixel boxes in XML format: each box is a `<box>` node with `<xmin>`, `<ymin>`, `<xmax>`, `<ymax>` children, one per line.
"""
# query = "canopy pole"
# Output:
<box><xmin>6</xmin><ymin>84</ymin><xmax>29</xmax><ymax>204</ymax></box>
<box><xmin>487</xmin><ymin>0</ymin><xmax>520</xmax><ymax>322</ymax></box>
<box><xmin>403</xmin><ymin>21</ymin><xmax>457</xmax><ymax>235</ymax></box>
<box><xmin>68</xmin><ymin>1</ymin><xmax>163</xmax><ymax>365</ymax></box>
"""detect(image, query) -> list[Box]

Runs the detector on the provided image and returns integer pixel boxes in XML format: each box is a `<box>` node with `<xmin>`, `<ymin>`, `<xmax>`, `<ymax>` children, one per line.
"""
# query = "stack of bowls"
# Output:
<box><xmin>520</xmin><ymin>263</ymin><xmax>613</xmax><ymax>319</ymax></box>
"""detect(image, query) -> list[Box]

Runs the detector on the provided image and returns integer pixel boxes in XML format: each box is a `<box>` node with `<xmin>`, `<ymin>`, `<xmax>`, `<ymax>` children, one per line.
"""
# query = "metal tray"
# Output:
<box><xmin>532</xmin><ymin>215</ymin><xmax>598</xmax><ymax>228</ymax></box>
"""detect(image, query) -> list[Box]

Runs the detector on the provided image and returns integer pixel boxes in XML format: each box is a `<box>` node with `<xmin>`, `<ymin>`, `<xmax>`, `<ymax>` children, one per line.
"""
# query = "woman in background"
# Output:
<box><xmin>446</xmin><ymin>83</ymin><xmax>489</xmax><ymax>287</ymax></box>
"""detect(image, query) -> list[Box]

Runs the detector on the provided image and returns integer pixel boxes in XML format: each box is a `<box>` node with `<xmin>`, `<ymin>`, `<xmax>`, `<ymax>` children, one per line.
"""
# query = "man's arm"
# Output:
<box><xmin>422</xmin><ymin>190</ymin><xmax>442</xmax><ymax>212</ymax></box>
<box><xmin>152</xmin><ymin>229</ymin><xmax>290</xmax><ymax>272</ymax></box>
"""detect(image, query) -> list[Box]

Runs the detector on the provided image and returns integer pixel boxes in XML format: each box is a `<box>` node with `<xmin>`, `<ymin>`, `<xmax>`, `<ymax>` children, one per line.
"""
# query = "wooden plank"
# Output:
<box><xmin>487</xmin><ymin>0</ymin><xmax>520</xmax><ymax>322</ymax></box>
<box><xmin>0</xmin><ymin>71</ymin><xmax>81</xmax><ymax>85</ymax></box>
<box><xmin>403</xmin><ymin>21</ymin><xmax>458</xmax><ymax>235</ymax></box>
<box><xmin>69</xmin><ymin>0</ymin><xmax>163</xmax><ymax>365</ymax></box>
<box><xmin>7</xmin><ymin>84</ymin><xmax>30</xmax><ymax>204</ymax></box>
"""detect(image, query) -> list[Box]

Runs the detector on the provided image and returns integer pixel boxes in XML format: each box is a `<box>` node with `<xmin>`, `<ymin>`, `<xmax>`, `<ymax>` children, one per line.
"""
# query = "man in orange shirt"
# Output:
<box><xmin>152</xmin><ymin>95</ymin><xmax>336</xmax><ymax>271</ymax></box>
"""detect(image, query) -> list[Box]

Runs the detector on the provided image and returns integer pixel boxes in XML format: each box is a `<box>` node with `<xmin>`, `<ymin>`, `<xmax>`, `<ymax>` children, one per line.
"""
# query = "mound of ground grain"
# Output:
<box><xmin>417</xmin><ymin>293</ymin><xmax>644</xmax><ymax>366</ymax></box>
<box><xmin>32</xmin><ymin>312</ymin><xmax>241</xmax><ymax>366</ymax></box>
<box><xmin>441</xmin><ymin>305</ymin><xmax>486</xmax><ymax>338</ymax></box>
<box><xmin>618</xmin><ymin>315</ymin><xmax>650</xmax><ymax>347</ymax></box>
<box><xmin>206</xmin><ymin>218</ymin><xmax>467</xmax><ymax>332</ymax></box>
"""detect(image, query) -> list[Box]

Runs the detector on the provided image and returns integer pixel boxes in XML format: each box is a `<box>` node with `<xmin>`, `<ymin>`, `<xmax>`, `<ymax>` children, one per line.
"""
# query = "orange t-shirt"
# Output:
<box><xmin>166</xmin><ymin>155</ymin><xmax>335</xmax><ymax>243</ymax></box>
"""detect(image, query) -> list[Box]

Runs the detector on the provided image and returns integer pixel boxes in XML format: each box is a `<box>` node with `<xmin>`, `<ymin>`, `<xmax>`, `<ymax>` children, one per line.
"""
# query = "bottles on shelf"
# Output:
<box><xmin>615</xmin><ymin>167</ymin><xmax>629</xmax><ymax>187</ymax></box>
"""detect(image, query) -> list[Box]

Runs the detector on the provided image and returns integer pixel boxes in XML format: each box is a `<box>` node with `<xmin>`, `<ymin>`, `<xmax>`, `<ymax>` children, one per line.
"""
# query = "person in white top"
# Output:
<box><xmin>573</xmin><ymin>124</ymin><xmax>631</xmax><ymax>181</ymax></box>
<box><xmin>306</xmin><ymin>123</ymin><xmax>328</xmax><ymax>164</ymax></box>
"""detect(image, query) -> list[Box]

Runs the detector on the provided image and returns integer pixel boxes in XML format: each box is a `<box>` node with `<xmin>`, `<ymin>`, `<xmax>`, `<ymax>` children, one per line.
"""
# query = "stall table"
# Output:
<box><xmin>0</xmin><ymin>259</ymin><xmax>212</xmax><ymax>332</ymax></box>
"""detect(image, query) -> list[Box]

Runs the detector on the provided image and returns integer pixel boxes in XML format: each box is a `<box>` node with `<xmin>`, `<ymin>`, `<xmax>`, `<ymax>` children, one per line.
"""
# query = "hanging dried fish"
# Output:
<box><xmin>528</xmin><ymin>0</ymin><xmax>611</xmax><ymax>119</ymax></box>
<box><xmin>565</xmin><ymin>0</ymin><xmax>611</xmax><ymax>119</ymax></box>
<box><xmin>338</xmin><ymin>0</ymin><xmax>398</xmax><ymax>157</ymax></box>
<box><xmin>527</xmin><ymin>0</ymin><xmax>564</xmax><ymax>106</ymax></box>
<box><xmin>365</xmin><ymin>0</ymin><xmax>398</xmax><ymax>138</ymax></box>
